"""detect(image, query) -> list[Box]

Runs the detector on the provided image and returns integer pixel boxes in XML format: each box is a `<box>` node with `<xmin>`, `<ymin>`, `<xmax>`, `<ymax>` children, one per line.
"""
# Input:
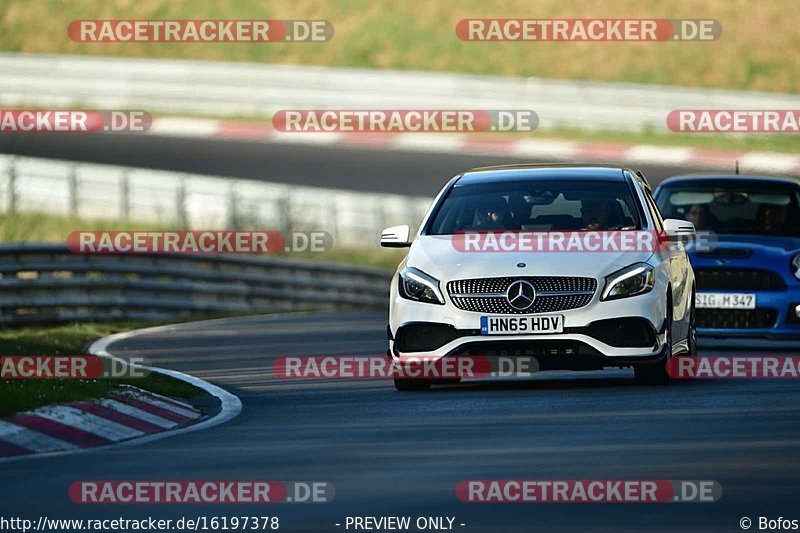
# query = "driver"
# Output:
<box><xmin>580</xmin><ymin>199</ymin><xmax>615</xmax><ymax>230</ymax></box>
<box><xmin>684</xmin><ymin>203</ymin><xmax>711</xmax><ymax>231</ymax></box>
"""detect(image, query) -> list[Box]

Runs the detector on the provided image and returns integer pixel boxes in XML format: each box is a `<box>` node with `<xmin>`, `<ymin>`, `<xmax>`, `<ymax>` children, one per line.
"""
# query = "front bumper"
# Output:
<box><xmin>389</xmin><ymin>280</ymin><xmax>670</xmax><ymax>369</ymax></box>
<box><xmin>697</xmin><ymin>290</ymin><xmax>800</xmax><ymax>339</ymax></box>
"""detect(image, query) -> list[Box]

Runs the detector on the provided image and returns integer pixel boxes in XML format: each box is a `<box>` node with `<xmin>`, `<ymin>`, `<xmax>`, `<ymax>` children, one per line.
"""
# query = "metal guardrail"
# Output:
<box><xmin>0</xmin><ymin>244</ymin><xmax>392</xmax><ymax>324</ymax></box>
<box><xmin>2</xmin><ymin>53</ymin><xmax>799</xmax><ymax>132</ymax></box>
<box><xmin>0</xmin><ymin>155</ymin><xmax>431</xmax><ymax>249</ymax></box>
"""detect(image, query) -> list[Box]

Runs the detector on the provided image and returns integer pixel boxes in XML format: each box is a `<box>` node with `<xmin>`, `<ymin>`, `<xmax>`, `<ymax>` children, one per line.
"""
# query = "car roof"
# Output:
<box><xmin>658</xmin><ymin>174</ymin><xmax>800</xmax><ymax>188</ymax></box>
<box><xmin>456</xmin><ymin>164</ymin><xmax>630</xmax><ymax>185</ymax></box>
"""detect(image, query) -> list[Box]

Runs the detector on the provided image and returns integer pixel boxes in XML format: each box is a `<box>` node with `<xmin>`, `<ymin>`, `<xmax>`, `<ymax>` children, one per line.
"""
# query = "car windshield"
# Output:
<box><xmin>426</xmin><ymin>179</ymin><xmax>642</xmax><ymax>235</ymax></box>
<box><xmin>655</xmin><ymin>182</ymin><xmax>800</xmax><ymax>237</ymax></box>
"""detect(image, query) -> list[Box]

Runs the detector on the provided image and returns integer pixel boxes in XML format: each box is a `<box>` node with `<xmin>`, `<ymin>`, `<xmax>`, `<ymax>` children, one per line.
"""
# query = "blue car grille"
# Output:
<box><xmin>697</xmin><ymin>308</ymin><xmax>778</xmax><ymax>329</ymax></box>
<box><xmin>695</xmin><ymin>269</ymin><xmax>785</xmax><ymax>291</ymax></box>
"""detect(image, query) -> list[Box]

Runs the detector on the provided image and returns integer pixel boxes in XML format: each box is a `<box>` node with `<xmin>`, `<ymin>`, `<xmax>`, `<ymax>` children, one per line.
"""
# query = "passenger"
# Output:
<box><xmin>758</xmin><ymin>204</ymin><xmax>787</xmax><ymax>234</ymax></box>
<box><xmin>475</xmin><ymin>197</ymin><xmax>511</xmax><ymax>230</ymax></box>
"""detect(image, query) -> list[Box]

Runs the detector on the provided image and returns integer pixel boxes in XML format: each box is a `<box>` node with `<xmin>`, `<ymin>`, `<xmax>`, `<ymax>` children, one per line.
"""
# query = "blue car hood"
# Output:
<box><xmin>699</xmin><ymin>234</ymin><xmax>800</xmax><ymax>256</ymax></box>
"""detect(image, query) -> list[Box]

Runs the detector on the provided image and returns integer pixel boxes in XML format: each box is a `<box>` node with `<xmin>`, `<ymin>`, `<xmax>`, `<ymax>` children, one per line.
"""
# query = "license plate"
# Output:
<box><xmin>695</xmin><ymin>293</ymin><xmax>756</xmax><ymax>309</ymax></box>
<box><xmin>480</xmin><ymin>315</ymin><xmax>564</xmax><ymax>335</ymax></box>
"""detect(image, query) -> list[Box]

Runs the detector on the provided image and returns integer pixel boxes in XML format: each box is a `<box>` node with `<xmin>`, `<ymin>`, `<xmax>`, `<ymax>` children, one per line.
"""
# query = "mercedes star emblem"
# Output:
<box><xmin>506</xmin><ymin>280</ymin><xmax>536</xmax><ymax>310</ymax></box>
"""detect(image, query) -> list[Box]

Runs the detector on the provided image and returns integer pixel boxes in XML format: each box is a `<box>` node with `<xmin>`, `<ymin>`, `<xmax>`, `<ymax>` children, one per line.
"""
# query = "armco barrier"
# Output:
<box><xmin>0</xmin><ymin>155</ymin><xmax>431</xmax><ymax>249</ymax></box>
<box><xmin>0</xmin><ymin>243</ymin><xmax>391</xmax><ymax>324</ymax></box>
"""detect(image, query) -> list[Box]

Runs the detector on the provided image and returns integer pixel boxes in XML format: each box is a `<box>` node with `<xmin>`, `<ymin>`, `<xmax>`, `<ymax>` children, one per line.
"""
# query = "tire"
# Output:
<box><xmin>394</xmin><ymin>378</ymin><xmax>432</xmax><ymax>391</ymax></box>
<box><xmin>686</xmin><ymin>290</ymin><xmax>698</xmax><ymax>357</ymax></box>
<box><xmin>635</xmin><ymin>302</ymin><xmax>673</xmax><ymax>386</ymax></box>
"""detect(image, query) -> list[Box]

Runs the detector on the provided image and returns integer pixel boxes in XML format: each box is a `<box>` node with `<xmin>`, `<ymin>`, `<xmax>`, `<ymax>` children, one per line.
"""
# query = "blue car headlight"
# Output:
<box><xmin>792</xmin><ymin>253</ymin><xmax>800</xmax><ymax>280</ymax></box>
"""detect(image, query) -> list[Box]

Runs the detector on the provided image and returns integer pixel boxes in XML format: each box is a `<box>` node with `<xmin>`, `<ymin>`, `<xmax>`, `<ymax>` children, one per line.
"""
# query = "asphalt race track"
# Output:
<box><xmin>0</xmin><ymin>133</ymin><xmax>705</xmax><ymax>196</ymax></box>
<box><xmin>1</xmin><ymin>136</ymin><xmax>798</xmax><ymax>531</ymax></box>
<box><xmin>0</xmin><ymin>312</ymin><xmax>798</xmax><ymax>532</ymax></box>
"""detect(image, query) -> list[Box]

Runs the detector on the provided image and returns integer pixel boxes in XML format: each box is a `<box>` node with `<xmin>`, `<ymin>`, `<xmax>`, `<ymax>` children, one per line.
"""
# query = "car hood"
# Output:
<box><xmin>405</xmin><ymin>235</ymin><xmax>655</xmax><ymax>280</ymax></box>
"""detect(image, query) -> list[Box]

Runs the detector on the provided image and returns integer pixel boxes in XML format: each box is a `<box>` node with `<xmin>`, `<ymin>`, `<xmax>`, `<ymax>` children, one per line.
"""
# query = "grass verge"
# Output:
<box><xmin>0</xmin><ymin>321</ymin><xmax>203</xmax><ymax>418</ymax></box>
<box><xmin>1</xmin><ymin>0</ymin><xmax>798</xmax><ymax>93</ymax></box>
<box><xmin>0</xmin><ymin>211</ymin><xmax>403</xmax><ymax>270</ymax></box>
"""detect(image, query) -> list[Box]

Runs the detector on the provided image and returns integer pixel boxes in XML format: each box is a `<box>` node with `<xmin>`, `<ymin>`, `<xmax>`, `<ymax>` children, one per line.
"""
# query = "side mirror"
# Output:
<box><xmin>380</xmin><ymin>225</ymin><xmax>411</xmax><ymax>248</ymax></box>
<box><xmin>662</xmin><ymin>218</ymin><xmax>696</xmax><ymax>238</ymax></box>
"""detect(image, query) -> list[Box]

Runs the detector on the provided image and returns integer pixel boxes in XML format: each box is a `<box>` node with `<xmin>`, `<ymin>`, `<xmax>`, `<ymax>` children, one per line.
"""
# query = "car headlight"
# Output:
<box><xmin>398</xmin><ymin>267</ymin><xmax>445</xmax><ymax>305</ymax></box>
<box><xmin>793</xmin><ymin>254</ymin><xmax>800</xmax><ymax>280</ymax></box>
<box><xmin>601</xmin><ymin>263</ymin><xmax>655</xmax><ymax>301</ymax></box>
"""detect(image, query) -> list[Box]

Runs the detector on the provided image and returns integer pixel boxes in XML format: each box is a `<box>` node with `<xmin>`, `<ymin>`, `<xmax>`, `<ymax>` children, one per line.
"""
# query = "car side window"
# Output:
<box><xmin>644</xmin><ymin>190</ymin><xmax>663</xmax><ymax>232</ymax></box>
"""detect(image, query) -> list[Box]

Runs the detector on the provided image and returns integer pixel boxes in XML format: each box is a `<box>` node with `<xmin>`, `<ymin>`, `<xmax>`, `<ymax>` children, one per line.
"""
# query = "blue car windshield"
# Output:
<box><xmin>656</xmin><ymin>182</ymin><xmax>800</xmax><ymax>237</ymax></box>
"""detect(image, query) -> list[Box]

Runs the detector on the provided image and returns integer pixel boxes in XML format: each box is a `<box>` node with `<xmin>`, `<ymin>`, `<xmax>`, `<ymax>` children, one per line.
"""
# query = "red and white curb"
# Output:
<box><xmin>0</xmin><ymin>386</ymin><xmax>202</xmax><ymax>458</ymax></box>
<box><xmin>148</xmin><ymin>117</ymin><xmax>800</xmax><ymax>175</ymax></box>
<box><xmin>0</xmin><ymin>325</ymin><xmax>242</xmax><ymax>464</ymax></box>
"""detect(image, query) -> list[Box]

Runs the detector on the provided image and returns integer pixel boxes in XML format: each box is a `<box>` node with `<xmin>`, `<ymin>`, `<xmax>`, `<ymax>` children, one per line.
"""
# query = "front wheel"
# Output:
<box><xmin>394</xmin><ymin>378</ymin><xmax>432</xmax><ymax>391</ymax></box>
<box><xmin>686</xmin><ymin>292</ymin><xmax>697</xmax><ymax>357</ymax></box>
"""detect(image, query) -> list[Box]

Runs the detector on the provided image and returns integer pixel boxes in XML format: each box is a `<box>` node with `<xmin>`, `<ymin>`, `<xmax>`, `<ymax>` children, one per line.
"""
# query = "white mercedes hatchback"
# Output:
<box><xmin>381</xmin><ymin>164</ymin><xmax>696</xmax><ymax>390</ymax></box>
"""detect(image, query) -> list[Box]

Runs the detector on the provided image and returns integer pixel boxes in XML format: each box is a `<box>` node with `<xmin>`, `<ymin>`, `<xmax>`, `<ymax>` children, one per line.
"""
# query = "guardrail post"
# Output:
<box><xmin>120</xmin><ymin>170</ymin><xmax>130</xmax><ymax>220</ymax></box>
<box><xmin>176</xmin><ymin>178</ymin><xmax>188</xmax><ymax>227</ymax></box>
<box><xmin>279</xmin><ymin>192</ymin><xmax>293</xmax><ymax>235</ymax></box>
<box><xmin>7</xmin><ymin>158</ymin><xmax>16</xmax><ymax>213</ymax></box>
<box><xmin>69</xmin><ymin>165</ymin><xmax>79</xmax><ymax>216</ymax></box>
<box><xmin>374</xmin><ymin>200</ymin><xmax>386</xmax><ymax>247</ymax></box>
<box><xmin>228</xmin><ymin>184</ymin><xmax>239</xmax><ymax>229</ymax></box>
<box><xmin>328</xmin><ymin>198</ymin><xmax>339</xmax><ymax>246</ymax></box>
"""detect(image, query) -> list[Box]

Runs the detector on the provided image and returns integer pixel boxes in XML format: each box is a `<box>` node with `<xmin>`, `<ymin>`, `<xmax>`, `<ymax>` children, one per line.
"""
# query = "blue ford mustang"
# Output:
<box><xmin>654</xmin><ymin>175</ymin><xmax>800</xmax><ymax>340</ymax></box>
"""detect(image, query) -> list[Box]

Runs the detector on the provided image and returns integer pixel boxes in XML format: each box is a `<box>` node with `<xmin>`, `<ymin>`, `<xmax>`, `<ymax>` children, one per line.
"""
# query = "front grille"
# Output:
<box><xmin>447</xmin><ymin>276</ymin><xmax>596</xmax><ymax>314</ymax></box>
<box><xmin>697</xmin><ymin>308</ymin><xmax>777</xmax><ymax>329</ymax></box>
<box><xmin>696</xmin><ymin>248</ymin><xmax>752</xmax><ymax>259</ymax></box>
<box><xmin>695</xmin><ymin>269</ymin><xmax>785</xmax><ymax>291</ymax></box>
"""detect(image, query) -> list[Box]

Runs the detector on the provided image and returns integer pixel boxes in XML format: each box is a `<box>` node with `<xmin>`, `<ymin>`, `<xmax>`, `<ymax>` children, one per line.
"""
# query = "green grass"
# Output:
<box><xmin>0</xmin><ymin>212</ymin><xmax>175</xmax><ymax>243</ymax></box>
<box><xmin>0</xmin><ymin>0</ymin><xmax>798</xmax><ymax>93</ymax></box>
<box><xmin>0</xmin><ymin>211</ymin><xmax>403</xmax><ymax>270</ymax></box>
<box><xmin>0</xmin><ymin>321</ymin><xmax>203</xmax><ymax>418</ymax></box>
